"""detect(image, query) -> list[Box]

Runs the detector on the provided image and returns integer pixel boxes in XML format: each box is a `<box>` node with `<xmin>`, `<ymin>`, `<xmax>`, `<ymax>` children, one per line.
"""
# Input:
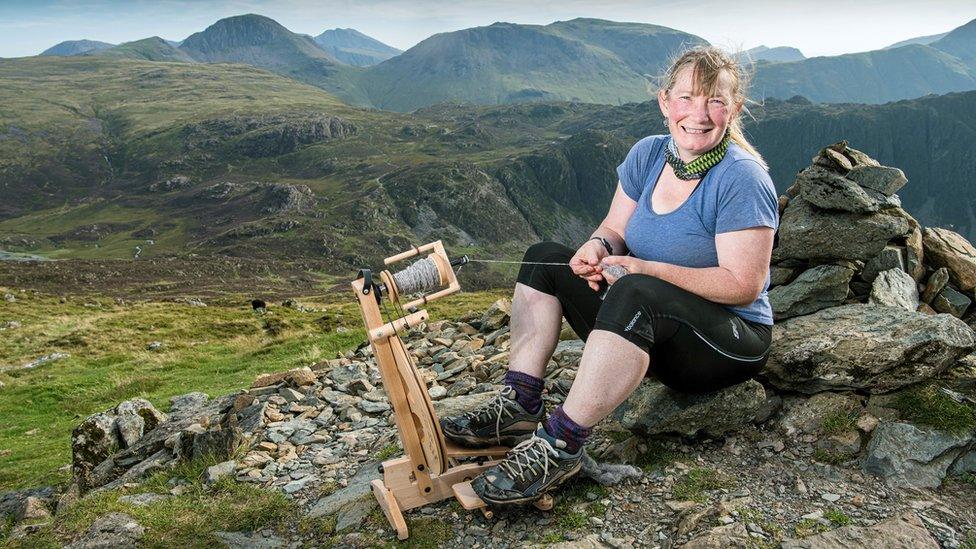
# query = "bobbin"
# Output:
<box><xmin>352</xmin><ymin>240</ymin><xmax>518</xmax><ymax>540</ymax></box>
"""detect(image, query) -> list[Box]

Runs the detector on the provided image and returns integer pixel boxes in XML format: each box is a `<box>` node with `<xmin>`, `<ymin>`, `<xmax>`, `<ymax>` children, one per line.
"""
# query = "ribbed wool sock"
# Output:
<box><xmin>503</xmin><ymin>370</ymin><xmax>544</xmax><ymax>414</ymax></box>
<box><xmin>543</xmin><ymin>405</ymin><xmax>591</xmax><ymax>454</ymax></box>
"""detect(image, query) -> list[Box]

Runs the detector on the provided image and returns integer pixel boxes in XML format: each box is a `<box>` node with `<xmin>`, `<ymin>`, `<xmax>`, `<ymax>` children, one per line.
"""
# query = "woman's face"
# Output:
<box><xmin>658</xmin><ymin>66</ymin><xmax>739</xmax><ymax>159</ymax></box>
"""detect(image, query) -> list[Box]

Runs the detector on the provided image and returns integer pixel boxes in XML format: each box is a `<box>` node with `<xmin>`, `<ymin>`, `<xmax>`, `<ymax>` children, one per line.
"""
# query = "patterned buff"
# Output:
<box><xmin>665</xmin><ymin>133</ymin><xmax>731</xmax><ymax>180</ymax></box>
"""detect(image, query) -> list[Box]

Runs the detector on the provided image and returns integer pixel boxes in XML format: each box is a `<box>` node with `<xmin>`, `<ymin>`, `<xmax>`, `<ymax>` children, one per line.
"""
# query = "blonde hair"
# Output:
<box><xmin>660</xmin><ymin>46</ymin><xmax>767</xmax><ymax>170</ymax></box>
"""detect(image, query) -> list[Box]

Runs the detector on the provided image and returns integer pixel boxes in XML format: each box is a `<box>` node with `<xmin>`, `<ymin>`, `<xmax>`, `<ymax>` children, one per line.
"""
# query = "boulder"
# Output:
<box><xmin>921</xmin><ymin>268</ymin><xmax>949</xmax><ymax>305</ymax></box>
<box><xmin>432</xmin><ymin>391</ymin><xmax>494</xmax><ymax>419</ymax></box>
<box><xmin>480</xmin><ymin>298</ymin><xmax>512</xmax><ymax>331</ymax></box>
<box><xmin>776</xmin><ymin>199</ymin><xmax>911</xmax><ymax>262</ymax></box>
<box><xmin>769</xmin><ymin>264</ymin><xmax>853</xmax><ymax>320</ymax></box>
<box><xmin>113</xmin><ymin>398</ymin><xmax>166</xmax><ymax>449</ymax></box>
<box><xmin>307</xmin><ymin>462</ymin><xmax>380</xmax><ymax>519</ymax></box>
<box><xmin>65</xmin><ymin>513</ymin><xmax>145</xmax><ymax>549</ymax></box>
<box><xmin>860</xmin><ymin>245</ymin><xmax>905</xmax><ymax>283</ymax></box>
<box><xmin>862</xmin><ymin>421</ymin><xmax>974</xmax><ymax>488</ymax></box>
<box><xmin>932</xmin><ymin>286</ymin><xmax>971</xmax><ymax>318</ymax></box>
<box><xmin>781</xmin><ymin>512</ymin><xmax>937</xmax><ymax>548</ymax></box>
<box><xmin>72</xmin><ymin>413</ymin><xmax>120</xmax><ymax>491</ymax></box>
<box><xmin>204</xmin><ymin>460</ymin><xmax>236</xmax><ymax>484</ymax></box>
<box><xmin>613</xmin><ymin>379</ymin><xmax>766</xmax><ymax>438</ymax></box>
<box><xmin>777</xmin><ymin>392</ymin><xmax>861</xmax><ymax>436</ymax></box>
<box><xmin>846</xmin><ymin>165</ymin><xmax>908</xmax><ymax>196</ymax></box>
<box><xmin>923</xmin><ymin>227</ymin><xmax>976</xmax><ymax>292</ymax></box>
<box><xmin>869</xmin><ymin>268</ymin><xmax>919</xmax><ymax>312</ymax></box>
<box><xmin>795</xmin><ymin>166</ymin><xmax>879</xmax><ymax>213</ymax></box>
<box><xmin>683</xmin><ymin>522</ymin><xmax>751</xmax><ymax>548</ymax></box>
<box><xmin>764</xmin><ymin>304</ymin><xmax>975</xmax><ymax>394</ymax></box>
<box><xmin>904</xmin><ymin>225</ymin><xmax>925</xmax><ymax>281</ymax></box>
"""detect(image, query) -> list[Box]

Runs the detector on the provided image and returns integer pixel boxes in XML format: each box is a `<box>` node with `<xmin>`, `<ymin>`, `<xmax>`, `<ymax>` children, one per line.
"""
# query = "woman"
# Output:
<box><xmin>440</xmin><ymin>46</ymin><xmax>778</xmax><ymax>506</ymax></box>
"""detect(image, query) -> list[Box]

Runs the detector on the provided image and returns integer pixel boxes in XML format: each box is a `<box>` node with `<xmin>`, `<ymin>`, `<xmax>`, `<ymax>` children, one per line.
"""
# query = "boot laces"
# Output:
<box><xmin>461</xmin><ymin>386</ymin><xmax>517</xmax><ymax>445</ymax></box>
<box><xmin>497</xmin><ymin>433</ymin><xmax>559</xmax><ymax>483</ymax></box>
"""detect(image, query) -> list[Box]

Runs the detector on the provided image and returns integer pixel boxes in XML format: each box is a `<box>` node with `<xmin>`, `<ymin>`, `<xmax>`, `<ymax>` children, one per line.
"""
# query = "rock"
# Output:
<box><xmin>23</xmin><ymin>352</ymin><xmax>69</xmax><ymax>369</ymax></box>
<box><xmin>847</xmin><ymin>165</ymin><xmax>908</xmax><ymax>196</ymax></box>
<box><xmin>796</xmin><ymin>166</ymin><xmax>879</xmax><ymax>213</ymax></box>
<box><xmin>117</xmin><ymin>493</ymin><xmax>171</xmax><ymax>507</ymax></box>
<box><xmin>428</xmin><ymin>385</ymin><xmax>447</xmax><ymax>400</ymax></box>
<box><xmin>16</xmin><ymin>496</ymin><xmax>51</xmax><ymax>521</ymax></box>
<box><xmin>146</xmin><ymin>341</ymin><xmax>164</xmax><ymax>351</ymax></box>
<box><xmin>683</xmin><ymin>522</ymin><xmax>750</xmax><ymax>548</ymax></box>
<box><xmin>65</xmin><ymin>513</ymin><xmax>145</xmax><ymax>549</ymax></box>
<box><xmin>781</xmin><ymin>512</ymin><xmax>938</xmax><ymax>548</ymax></box>
<box><xmin>863</xmin><ymin>421</ymin><xmax>973</xmax><ymax>488</ymax></box>
<box><xmin>72</xmin><ymin>412</ymin><xmax>121</xmax><ymax>491</ymax></box>
<box><xmin>286</xmin><ymin>367</ymin><xmax>317</xmax><ymax>387</ymax></box>
<box><xmin>776</xmin><ymin>199</ymin><xmax>911</xmax><ymax>262</ymax></box>
<box><xmin>869</xmin><ymin>268</ymin><xmax>919</xmax><ymax>312</ymax></box>
<box><xmin>114</xmin><ymin>398</ymin><xmax>167</xmax><ymax>449</ymax></box>
<box><xmin>816</xmin><ymin>430</ymin><xmax>861</xmax><ymax>458</ymax></box>
<box><xmin>432</xmin><ymin>392</ymin><xmax>494</xmax><ymax>419</ymax></box>
<box><xmin>335</xmin><ymin>497</ymin><xmax>376</xmax><ymax>533</ymax></box>
<box><xmin>861</xmin><ymin>245</ymin><xmax>905</xmax><ymax>283</ymax></box>
<box><xmin>778</xmin><ymin>392</ymin><xmax>861</xmax><ymax>436</ymax></box>
<box><xmin>924</xmin><ymin>227</ymin><xmax>976</xmax><ymax>292</ymax></box>
<box><xmin>357</xmin><ymin>400</ymin><xmax>391</xmax><ymax>414</ymax></box>
<box><xmin>307</xmin><ymin>462</ymin><xmax>380</xmax><ymax>519</ymax></box>
<box><xmin>822</xmin><ymin>147</ymin><xmax>853</xmax><ymax>172</ymax></box>
<box><xmin>528</xmin><ymin>533</ymin><xmax>606</xmax><ymax>548</ymax></box>
<box><xmin>214</xmin><ymin>531</ymin><xmax>286</xmax><ymax>549</ymax></box>
<box><xmin>480</xmin><ymin>298</ymin><xmax>512</xmax><ymax>331</ymax></box>
<box><xmin>613</xmin><ymin>379</ymin><xmax>766</xmax><ymax>437</ymax></box>
<box><xmin>921</xmin><ymin>268</ymin><xmax>950</xmax><ymax>304</ymax></box>
<box><xmin>204</xmin><ymin>460</ymin><xmax>236</xmax><ymax>484</ymax></box>
<box><xmin>764</xmin><ymin>304</ymin><xmax>975</xmax><ymax>393</ymax></box>
<box><xmin>769</xmin><ymin>264</ymin><xmax>853</xmax><ymax>320</ymax></box>
<box><xmin>905</xmin><ymin>225</ymin><xmax>926</xmax><ymax>281</ymax></box>
<box><xmin>932</xmin><ymin>286</ymin><xmax>972</xmax><ymax>318</ymax></box>
<box><xmin>169</xmin><ymin>392</ymin><xmax>209</xmax><ymax>416</ymax></box>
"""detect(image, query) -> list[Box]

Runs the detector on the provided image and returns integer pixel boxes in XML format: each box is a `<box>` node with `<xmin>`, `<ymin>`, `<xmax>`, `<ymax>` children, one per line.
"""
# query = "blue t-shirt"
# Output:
<box><xmin>615</xmin><ymin>135</ymin><xmax>778</xmax><ymax>325</ymax></box>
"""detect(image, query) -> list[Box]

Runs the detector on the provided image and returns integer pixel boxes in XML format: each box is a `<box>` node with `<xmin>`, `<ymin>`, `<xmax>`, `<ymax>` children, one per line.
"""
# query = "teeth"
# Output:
<box><xmin>683</xmin><ymin>127</ymin><xmax>711</xmax><ymax>134</ymax></box>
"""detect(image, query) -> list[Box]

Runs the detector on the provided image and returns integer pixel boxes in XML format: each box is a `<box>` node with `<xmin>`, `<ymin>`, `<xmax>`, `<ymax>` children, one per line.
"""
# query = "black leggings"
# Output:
<box><xmin>516</xmin><ymin>242</ymin><xmax>772</xmax><ymax>394</ymax></box>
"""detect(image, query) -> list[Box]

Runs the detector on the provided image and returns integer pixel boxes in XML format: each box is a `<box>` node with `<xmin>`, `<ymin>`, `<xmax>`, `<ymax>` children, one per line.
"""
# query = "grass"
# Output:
<box><xmin>1</xmin><ymin>454</ymin><xmax>296</xmax><ymax>548</ymax></box>
<box><xmin>812</xmin><ymin>447</ymin><xmax>858</xmax><ymax>465</ymax></box>
<box><xmin>794</xmin><ymin>518</ymin><xmax>830</xmax><ymax>538</ymax></box>
<box><xmin>672</xmin><ymin>468</ymin><xmax>733</xmax><ymax>503</ymax></box>
<box><xmin>820</xmin><ymin>410</ymin><xmax>858</xmax><ymax>435</ymax></box>
<box><xmin>824</xmin><ymin>508</ymin><xmax>851</xmax><ymax>527</ymax></box>
<box><xmin>891</xmin><ymin>384</ymin><xmax>976</xmax><ymax>434</ymax></box>
<box><xmin>633</xmin><ymin>439</ymin><xmax>677</xmax><ymax>473</ymax></box>
<box><xmin>375</xmin><ymin>444</ymin><xmax>400</xmax><ymax>461</ymax></box>
<box><xmin>0</xmin><ymin>287</ymin><xmax>506</xmax><ymax>490</ymax></box>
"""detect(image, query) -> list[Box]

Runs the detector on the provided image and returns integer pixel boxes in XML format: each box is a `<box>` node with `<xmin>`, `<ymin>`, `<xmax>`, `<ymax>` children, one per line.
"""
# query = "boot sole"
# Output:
<box><xmin>443</xmin><ymin>430</ymin><xmax>534</xmax><ymax>448</ymax></box>
<box><xmin>479</xmin><ymin>460</ymin><xmax>583</xmax><ymax>506</ymax></box>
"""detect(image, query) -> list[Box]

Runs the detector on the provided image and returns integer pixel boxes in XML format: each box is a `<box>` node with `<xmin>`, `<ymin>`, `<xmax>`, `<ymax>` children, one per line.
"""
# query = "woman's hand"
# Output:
<box><xmin>570</xmin><ymin>239</ymin><xmax>609</xmax><ymax>291</ymax></box>
<box><xmin>601</xmin><ymin>255</ymin><xmax>652</xmax><ymax>285</ymax></box>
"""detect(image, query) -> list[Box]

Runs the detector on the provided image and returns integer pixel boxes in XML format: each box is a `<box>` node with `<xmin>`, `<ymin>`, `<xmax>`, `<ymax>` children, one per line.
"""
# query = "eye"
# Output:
<box><xmin>709</xmin><ymin>98</ymin><xmax>726</xmax><ymax>106</ymax></box>
<box><xmin>678</xmin><ymin>95</ymin><xmax>691</xmax><ymax>101</ymax></box>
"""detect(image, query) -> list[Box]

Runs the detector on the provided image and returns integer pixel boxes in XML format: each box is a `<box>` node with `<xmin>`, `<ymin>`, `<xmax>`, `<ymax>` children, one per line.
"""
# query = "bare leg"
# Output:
<box><xmin>508</xmin><ymin>282</ymin><xmax>564</xmax><ymax>379</ymax></box>
<box><xmin>561</xmin><ymin>330</ymin><xmax>649</xmax><ymax>427</ymax></box>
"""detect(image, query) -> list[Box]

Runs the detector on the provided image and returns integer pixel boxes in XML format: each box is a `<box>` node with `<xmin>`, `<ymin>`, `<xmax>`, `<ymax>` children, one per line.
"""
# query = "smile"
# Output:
<box><xmin>681</xmin><ymin>126</ymin><xmax>713</xmax><ymax>134</ymax></box>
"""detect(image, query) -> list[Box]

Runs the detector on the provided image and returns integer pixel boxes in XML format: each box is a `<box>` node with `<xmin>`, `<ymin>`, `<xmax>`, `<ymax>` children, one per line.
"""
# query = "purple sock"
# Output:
<box><xmin>543</xmin><ymin>406</ymin><xmax>591</xmax><ymax>453</ymax></box>
<box><xmin>504</xmin><ymin>371</ymin><xmax>543</xmax><ymax>414</ymax></box>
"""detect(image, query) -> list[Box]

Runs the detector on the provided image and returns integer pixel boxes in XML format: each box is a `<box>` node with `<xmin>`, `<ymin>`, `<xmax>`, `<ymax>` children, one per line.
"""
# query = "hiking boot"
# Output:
<box><xmin>471</xmin><ymin>424</ymin><xmax>583</xmax><ymax>505</ymax></box>
<box><xmin>440</xmin><ymin>385</ymin><xmax>543</xmax><ymax>447</ymax></box>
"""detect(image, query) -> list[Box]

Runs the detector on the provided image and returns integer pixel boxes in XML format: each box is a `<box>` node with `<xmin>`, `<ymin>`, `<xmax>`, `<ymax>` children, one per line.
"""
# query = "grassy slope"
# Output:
<box><xmin>0</xmin><ymin>286</ymin><xmax>507</xmax><ymax>490</ymax></box>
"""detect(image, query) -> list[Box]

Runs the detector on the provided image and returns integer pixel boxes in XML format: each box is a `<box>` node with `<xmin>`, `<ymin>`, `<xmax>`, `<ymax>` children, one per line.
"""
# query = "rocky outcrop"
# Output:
<box><xmin>613</xmin><ymin>379</ymin><xmax>767</xmax><ymax>438</ymax></box>
<box><xmin>764</xmin><ymin>304</ymin><xmax>975</xmax><ymax>394</ymax></box>
<box><xmin>862</xmin><ymin>421</ymin><xmax>975</xmax><ymax>488</ymax></box>
<box><xmin>65</xmin><ymin>513</ymin><xmax>145</xmax><ymax>549</ymax></box>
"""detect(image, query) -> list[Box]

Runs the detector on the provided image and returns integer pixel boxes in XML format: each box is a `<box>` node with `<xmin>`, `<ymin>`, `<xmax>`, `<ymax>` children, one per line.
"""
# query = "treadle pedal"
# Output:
<box><xmin>452</xmin><ymin>481</ymin><xmax>555</xmax><ymax>516</ymax></box>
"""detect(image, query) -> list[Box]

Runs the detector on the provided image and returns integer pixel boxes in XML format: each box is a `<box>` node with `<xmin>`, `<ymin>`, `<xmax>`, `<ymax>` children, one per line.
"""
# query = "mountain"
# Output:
<box><xmin>178</xmin><ymin>14</ymin><xmax>369</xmax><ymax>106</ymax></box>
<box><xmin>40</xmin><ymin>40</ymin><xmax>114</xmax><ymax>56</ymax></box>
<box><xmin>746</xmin><ymin>45</ymin><xmax>805</xmax><ymax>63</ymax></box>
<box><xmin>361</xmin><ymin>18</ymin><xmax>705</xmax><ymax>112</ymax></box>
<box><xmin>885</xmin><ymin>32</ymin><xmax>948</xmax><ymax>49</ymax></box>
<box><xmin>930</xmin><ymin>18</ymin><xmax>976</xmax><ymax>64</ymax></box>
<box><xmin>93</xmin><ymin>37</ymin><xmax>196</xmax><ymax>62</ymax></box>
<box><xmin>313</xmin><ymin>28</ymin><xmax>401</xmax><ymax>67</ymax></box>
<box><xmin>752</xmin><ymin>44</ymin><xmax>976</xmax><ymax>104</ymax></box>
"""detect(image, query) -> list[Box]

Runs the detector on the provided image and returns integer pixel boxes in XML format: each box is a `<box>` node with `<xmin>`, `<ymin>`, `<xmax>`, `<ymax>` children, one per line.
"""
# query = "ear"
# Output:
<box><xmin>657</xmin><ymin>89</ymin><xmax>669</xmax><ymax>118</ymax></box>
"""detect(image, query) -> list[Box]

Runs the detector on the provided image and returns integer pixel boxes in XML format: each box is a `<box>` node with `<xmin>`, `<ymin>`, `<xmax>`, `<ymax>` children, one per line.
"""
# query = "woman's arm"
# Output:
<box><xmin>602</xmin><ymin>226</ymin><xmax>775</xmax><ymax>306</ymax></box>
<box><xmin>570</xmin><ymin>183</ymin><xmax>638</xmax><ymax>291</ymax></box>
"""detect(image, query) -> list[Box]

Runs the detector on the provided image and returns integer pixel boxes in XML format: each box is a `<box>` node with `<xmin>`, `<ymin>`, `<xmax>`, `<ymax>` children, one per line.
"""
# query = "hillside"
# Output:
<box><xmin>313</xmin><ymin>28</ymin><xmax>401</xmax><ymax>67</ymax></box>
<box><xmin>746</xmin><ymin>45</ymin><xmax>805</xmax><ymax>63</ymax></box>
<box><xmin>40</xmin><ymin>40</ymin><xmax>114</xmax><ymax>56</ymax></box>
<box><xmin>92</xmin><ymin>37</ymin><xmax>196</xmax><ymax>62</ymax></box>
<box><xmin>178</xmin><ymin>14</ymin><xmax>369</xmax><ymax>106</ymax></box>
<box><xmin>361</xmin><ymin>19</ymin><xmax>703</xmax><ymax>111</ymax></box>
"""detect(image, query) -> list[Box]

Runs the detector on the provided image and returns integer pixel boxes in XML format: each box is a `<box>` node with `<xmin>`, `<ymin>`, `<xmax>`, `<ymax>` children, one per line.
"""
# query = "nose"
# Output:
<box><xmin>690</xmin><ymin>98</ymin><xmax>710</xmax><ymax>121</ymax></box>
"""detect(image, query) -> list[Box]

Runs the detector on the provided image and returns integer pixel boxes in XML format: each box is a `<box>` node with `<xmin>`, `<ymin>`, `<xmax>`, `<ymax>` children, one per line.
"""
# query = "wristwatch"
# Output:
<box><xmin>589</xmin><ymin>236</ymin><xmax>613</xmax><ymax>255</ymax></box>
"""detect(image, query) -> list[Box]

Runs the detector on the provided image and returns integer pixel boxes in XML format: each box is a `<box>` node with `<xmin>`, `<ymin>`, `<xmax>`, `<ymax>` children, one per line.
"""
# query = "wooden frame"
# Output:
<box><xmin>351</xmin><ymin>240</ymin><xmax>511</xmax><ymax>539</ymax></box>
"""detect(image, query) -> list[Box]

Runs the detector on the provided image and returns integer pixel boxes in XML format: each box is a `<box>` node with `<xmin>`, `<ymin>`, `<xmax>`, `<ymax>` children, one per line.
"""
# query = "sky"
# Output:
<box><xmin>1</xmin><ymin>0</ymin><xmax>974</xmax><ymax>59</ymax></box>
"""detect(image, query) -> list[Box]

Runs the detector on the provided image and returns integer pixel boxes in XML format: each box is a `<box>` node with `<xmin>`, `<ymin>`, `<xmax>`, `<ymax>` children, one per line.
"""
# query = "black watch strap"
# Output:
<box><xmin>589</xmin><ymin>236</ymin><xmax>613</xmax><ymax>255</ymax></box>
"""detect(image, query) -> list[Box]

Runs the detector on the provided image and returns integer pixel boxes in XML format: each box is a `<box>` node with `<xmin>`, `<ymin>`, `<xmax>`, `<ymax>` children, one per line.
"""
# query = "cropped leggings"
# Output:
<box><xmin>516</xmin><ymin>242</ymin><xmax>772</xmax><ymax>394</ymax></box>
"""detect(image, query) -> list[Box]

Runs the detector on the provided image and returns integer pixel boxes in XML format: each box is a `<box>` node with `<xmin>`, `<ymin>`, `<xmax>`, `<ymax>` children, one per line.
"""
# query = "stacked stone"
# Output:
<box><xmin>769</xmin><ymin>141</ymin><xmax>975</xmax><ymax>322</ymax></box>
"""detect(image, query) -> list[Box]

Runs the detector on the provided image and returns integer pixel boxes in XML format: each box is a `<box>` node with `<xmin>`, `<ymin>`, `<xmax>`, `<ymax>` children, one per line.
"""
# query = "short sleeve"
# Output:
<box><xmin>715</xmin><ymin>160</ymin><xmax>779</xmax><ymax>234</ymax></box>
<box><xmin>616</xmin><ymin>136</ymin><xmax>659</xmax><ymax>201</ymax></box>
